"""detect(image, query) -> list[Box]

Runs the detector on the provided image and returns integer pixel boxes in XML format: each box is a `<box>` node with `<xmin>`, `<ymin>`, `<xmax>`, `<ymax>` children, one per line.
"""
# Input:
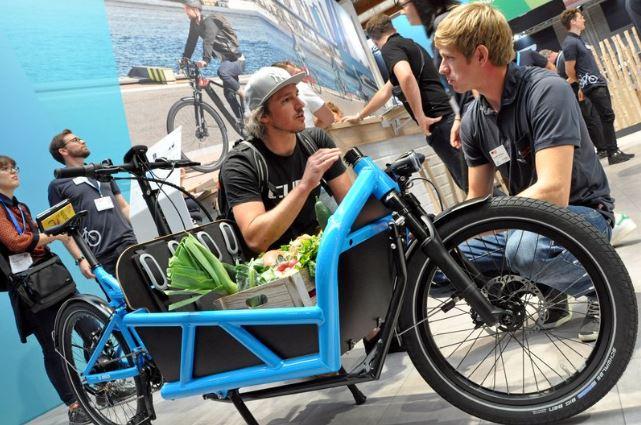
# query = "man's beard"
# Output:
<box><xmin>71</xmin><ymin>147</ymin><xmax>91</xmax><ymax>159</ymax></box>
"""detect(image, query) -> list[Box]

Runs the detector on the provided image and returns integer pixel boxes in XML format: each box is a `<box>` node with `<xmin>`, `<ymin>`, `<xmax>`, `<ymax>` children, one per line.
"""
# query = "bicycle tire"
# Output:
<box><xmin>56</xmin><ymin>300</ymin><xmax>150</xmax><ymax>425</ymax></box>
<box><xmin>167</xmin><ymin>99</ymin><xmax>229</xmax><ymax>173</ymax></box>
<box><xmin>399</xmin><ymin>197</ymin><xmax>637</xmax><ymax>424</ymax></box>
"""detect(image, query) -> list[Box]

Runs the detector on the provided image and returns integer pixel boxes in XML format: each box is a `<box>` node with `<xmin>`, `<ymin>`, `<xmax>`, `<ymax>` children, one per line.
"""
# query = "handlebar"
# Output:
<box><xmin>54</xmin><ymin>145</ymin><xmax>200</xmax><ymax>179</ymax></box>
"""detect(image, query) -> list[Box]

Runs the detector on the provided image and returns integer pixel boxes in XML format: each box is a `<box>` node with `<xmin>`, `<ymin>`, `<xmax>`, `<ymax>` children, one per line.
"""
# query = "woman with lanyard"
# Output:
<box><xmin>0</xmin><ymin>155</ymin><xmax>91</xmax><ymax>425</ymax></box>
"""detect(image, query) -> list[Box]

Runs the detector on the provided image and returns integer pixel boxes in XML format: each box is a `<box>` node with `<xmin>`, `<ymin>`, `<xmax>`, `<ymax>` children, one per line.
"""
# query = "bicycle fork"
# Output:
<box><xmin>382</xmin><ymin>191</ymin><xmax>507</xmax><ymax>327</ymax></box>
<box><xmin>192</xmin><ymin>89</ymin><xmax>209</xmax><ymax>139</ymax></box>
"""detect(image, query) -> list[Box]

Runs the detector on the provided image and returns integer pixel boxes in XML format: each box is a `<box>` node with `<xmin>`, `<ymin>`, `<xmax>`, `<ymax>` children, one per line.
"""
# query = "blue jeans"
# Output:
<box><xmin>455</xmin><ymin>205</ymin><xmax>611</xmax><ymax>297</ymax></box>
<box><xmin>217</xmin><ymin>58</ymin><xmax>245</xmax><ymax>120</ymax></box>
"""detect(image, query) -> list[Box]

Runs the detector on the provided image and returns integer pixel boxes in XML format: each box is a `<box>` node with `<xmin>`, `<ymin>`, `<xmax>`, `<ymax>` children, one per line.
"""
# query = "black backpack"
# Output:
<box><xmin>206</xmin><ymin>14</ymin><xmax>240</xmax><ymax>60</ymax></box>
<box><xmin>217</xmin><ymin>132</ymin><xmax>326</xmax><ymax>220</ymax></box>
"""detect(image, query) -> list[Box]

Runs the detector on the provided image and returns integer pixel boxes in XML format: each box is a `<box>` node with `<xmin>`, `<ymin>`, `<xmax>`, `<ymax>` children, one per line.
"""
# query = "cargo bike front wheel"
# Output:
<box><xmin>399</xmin><ymin>197</ymin><xmax>637</xmax><ymax>424</ymax></box>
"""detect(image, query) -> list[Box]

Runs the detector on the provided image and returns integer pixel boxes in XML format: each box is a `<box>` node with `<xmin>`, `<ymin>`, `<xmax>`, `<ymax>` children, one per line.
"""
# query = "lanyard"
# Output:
<box><xmin>0</xmin><ymin>198</ymin><xmax>27</xmax><ymax>235</ymax></box>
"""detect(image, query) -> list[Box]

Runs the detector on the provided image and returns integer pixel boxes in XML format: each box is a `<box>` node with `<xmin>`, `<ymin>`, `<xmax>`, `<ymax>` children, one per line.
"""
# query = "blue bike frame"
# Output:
<box><xmin>81</xmin><ymin>156</ymin><xmax>399</xmax><ymax>401</ymax></box>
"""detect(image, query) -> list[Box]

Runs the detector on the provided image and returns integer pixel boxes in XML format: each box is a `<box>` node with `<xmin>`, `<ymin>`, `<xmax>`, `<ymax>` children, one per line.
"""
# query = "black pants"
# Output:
<box><xmin>427</xmin><ymin>113</ymin><xmax>468</xmax><ymax>192</ymax></box>
<box><xmin>100</xmin><ymin>240</ymin><xmax>136</xmax><ymax>276</ymax></box>
<box><xmin>579</xmin><ymin>97</ymin><xmax>606</xmax><ymax>152</ymax></box>
<box><xmin>585</xmin><ymin>86</ymin><xmax>618</xmax><ymax>154</ymax></box>
<box><xmin>25</xmin><ymin>300</ymin><xmax>76</xmax><ymax>405</ymax></box>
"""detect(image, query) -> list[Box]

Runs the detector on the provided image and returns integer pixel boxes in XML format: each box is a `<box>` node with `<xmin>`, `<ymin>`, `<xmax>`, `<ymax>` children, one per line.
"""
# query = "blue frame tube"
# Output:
<box><xmin>91</xmin><ymin>156</ymin><xmax>402</xmax><ymax>399</ymax></box>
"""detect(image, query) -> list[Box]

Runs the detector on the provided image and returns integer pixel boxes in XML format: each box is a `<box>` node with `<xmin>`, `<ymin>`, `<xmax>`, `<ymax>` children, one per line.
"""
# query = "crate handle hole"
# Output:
<box><xmin>246</xmin><ymin>294</ymin><xmax>268</xmax><ymax>308</ymax></box>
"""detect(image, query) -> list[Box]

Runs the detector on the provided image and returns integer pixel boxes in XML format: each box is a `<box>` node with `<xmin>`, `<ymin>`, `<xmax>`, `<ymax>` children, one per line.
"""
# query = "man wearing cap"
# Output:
<box><xmin>217</xmin><ymin>67</ymin><xmax>352</xmax><ymax>253</ymax></box>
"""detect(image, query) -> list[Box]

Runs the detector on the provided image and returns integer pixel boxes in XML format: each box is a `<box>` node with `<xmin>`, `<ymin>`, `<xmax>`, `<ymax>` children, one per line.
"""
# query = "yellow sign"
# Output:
<box><xmin>39</xmin><ymin>202</ymin><xmax>76</xmax><ymax>231</ymax></box>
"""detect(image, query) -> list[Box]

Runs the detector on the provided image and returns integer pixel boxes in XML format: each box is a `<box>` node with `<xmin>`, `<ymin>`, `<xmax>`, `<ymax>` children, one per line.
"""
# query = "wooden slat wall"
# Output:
<box><xmin>594</xmin><ymin>28</ymin><xmax>641</xmax><ymax>131</ymax></box>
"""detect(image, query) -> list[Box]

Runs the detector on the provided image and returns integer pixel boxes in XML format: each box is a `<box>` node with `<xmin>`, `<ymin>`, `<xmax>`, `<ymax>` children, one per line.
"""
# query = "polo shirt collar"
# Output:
<box><xmin>478</xmin><ymin>63</ymin><xmax>522</xmax><ymax>115</ymax></box>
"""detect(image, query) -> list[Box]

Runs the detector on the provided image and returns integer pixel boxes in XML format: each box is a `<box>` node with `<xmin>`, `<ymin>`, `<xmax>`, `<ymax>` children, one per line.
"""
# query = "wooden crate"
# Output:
<box><xmin>212</xmin><ymin>269</ymin><xmax>315</xmax><ymax>310</ymax></box>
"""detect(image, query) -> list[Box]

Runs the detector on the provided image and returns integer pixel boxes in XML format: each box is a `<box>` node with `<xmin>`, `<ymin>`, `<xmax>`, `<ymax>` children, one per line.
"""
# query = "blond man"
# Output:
<box><xmin>434</xmin><ymin>3</ymin><xmax>614</xmax><ymax>342</ymax></box>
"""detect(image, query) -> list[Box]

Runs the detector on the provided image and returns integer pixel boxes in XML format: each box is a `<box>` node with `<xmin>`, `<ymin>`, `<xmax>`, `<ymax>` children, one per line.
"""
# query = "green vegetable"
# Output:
<box><xmin>295</xmin><ymin>233</ymin><xmax>321</xmax><ymax>278</ymax></box>
<box><xmin>314</xmin><ymin>197</ymin><xmax>332</xmax><ymax>230</ymax></box>
<box><xmin>165</xmin><ymin>234</ymin><xmax>238</xmax><ymax>310</ymax></box>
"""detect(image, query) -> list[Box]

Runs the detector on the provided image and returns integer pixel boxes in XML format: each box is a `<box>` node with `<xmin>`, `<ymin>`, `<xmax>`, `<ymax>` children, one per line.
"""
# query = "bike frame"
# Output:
<box><xmin>75</xmin><ymin>154</ymin><xmax>399</xmax><ymax>396</ymax></box>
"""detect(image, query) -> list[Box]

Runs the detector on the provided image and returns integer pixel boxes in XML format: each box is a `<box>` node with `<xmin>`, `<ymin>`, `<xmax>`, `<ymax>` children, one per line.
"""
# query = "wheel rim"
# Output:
<box><xmin>171</xmin><ymin>103</ymin><xmax>227</xmax><ymax>171</ymax></box>
<box><xmin>411</xmin><ymin>215</ymin><xmax>614</xmax><ymax>408</ymax></box>
<box><xmin>62</xmin><ymin>309</ymin><xmax>142</xmax><ymax>425</ymax></box>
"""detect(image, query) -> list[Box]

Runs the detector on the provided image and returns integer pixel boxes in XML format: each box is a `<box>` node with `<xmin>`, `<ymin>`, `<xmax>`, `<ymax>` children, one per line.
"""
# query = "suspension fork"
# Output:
<box><xmin>382</xmin><ymin>191</ymin><xmax>505</xmax><ymax>326</ymax></box>
<box><xmin>192</xmin><ymin>85</ymin><xmax>207</xmax><ymax>135</ymax></box>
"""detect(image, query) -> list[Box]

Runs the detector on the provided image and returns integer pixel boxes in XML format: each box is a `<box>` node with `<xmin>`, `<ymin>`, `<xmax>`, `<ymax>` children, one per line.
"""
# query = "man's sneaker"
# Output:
<box><xmin>95</xmin><ymin>383</ymin><xmax>137</xmax><ymax>407</ymax></box>
<box><xmin>540</xmin><ymin>293</ymin><xmax>572</xmax><ymax>329</ymax></box>
<box><xmin>608</xmin><ymin>149</ymin><xmax>635</xmax><ymax>165</ymax></box>
<box><xmin>597</xmin><ymin>149</ymin><xmax>608</xmax><ymax>159</ymax></box>
<box><xmin>68</xmin><ymin>404</ymin><xmax>91</xmax><ymax>425</ymax></box>
<box><xmin>611</xmin><ymin>213</ymin><xmax>637</xmax><ymax>247</ymax></box>
<box><xmin>579</xmin><ymin>298</ymin><xmax>600</xmax><ymax>342</ymax></box>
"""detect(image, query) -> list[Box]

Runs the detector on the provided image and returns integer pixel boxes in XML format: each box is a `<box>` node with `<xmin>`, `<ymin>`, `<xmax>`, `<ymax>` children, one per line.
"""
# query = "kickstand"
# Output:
<box><xmin>340</xmin><ymin>367</ymin><xmax>367</xmax><ymax>405</ymax></box>
<box><xmin>228</xmin><ymin>390</ymin><xmax>259</xmax><ymax>425</ymax></box>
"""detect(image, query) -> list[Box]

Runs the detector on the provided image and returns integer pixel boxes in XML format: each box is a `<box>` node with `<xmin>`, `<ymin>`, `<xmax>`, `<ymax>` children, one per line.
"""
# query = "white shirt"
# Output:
<box><xmin>297</xmin><ymin>82</ymin><xmax>325</xmax><ymax>128</ymax></box>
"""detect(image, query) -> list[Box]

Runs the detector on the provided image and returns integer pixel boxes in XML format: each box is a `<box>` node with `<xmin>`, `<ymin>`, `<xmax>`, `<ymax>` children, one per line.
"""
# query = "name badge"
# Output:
<box><xmin>73</xmin><ymin>177</ymin><xmax>89</xmax><ymax>185</ymax></box>
<box><xmin>9</xmin><ymin>252</ymin><xmax>33</xmax><ymax>274</ymax></box>
<box><xmin>94</xmin><ymin>196</ymin><xmax>114</xmax><ymax>211</ymax></box>
<box><xmin>489</xmin><ymin>145</ymin><xmax>510</xmax><ymax>167</ymax></box>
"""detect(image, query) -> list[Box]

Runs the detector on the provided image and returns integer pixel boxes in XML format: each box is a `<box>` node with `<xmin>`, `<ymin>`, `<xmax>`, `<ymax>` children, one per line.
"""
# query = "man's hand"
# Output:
<box><xmin>79</xmin><ymin>259</ymin><xmax>95</xmax><ymax>279</ymax></box>
<box><xmin>417</xmin><ymin>115</ymin><xmax>442</xmax><ymax>136</ymax></box>
<box><xmin>195</xmin><ymin>60</ymin><xmax>207</xmax><ymax>68</ymax></box>
<box><xmin>450</xmin><ymin>118</ymin><xmax>462</xmax><ymax>149</ymax></box>
<box><xmin>340</xmin><ymin>114</ymin><xmax>363</xmax><ymax>124</ymax></box>
<box><xmin>299</xmin><ymin>148</ymin><xmax>341</xmax><ymax>192</ymax></box>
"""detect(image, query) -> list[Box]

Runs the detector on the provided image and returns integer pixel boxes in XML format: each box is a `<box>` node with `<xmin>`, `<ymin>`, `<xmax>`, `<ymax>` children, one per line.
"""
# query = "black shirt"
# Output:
<box><xmin>380</xmin><ymin>33</ymin><xmax>452</xmax><ymax>120</ymax></box>
<box><xmin>555</xmin><ymin>51</ymin><xmax>568</xmax><ymax>79</ymax></box>
<box><xmin>48</xmin><ymin>178</ymin><xmax>137</xmax><ymax>261</ymax></box>
<box><xmin>516</xmin><ymin>50</ymin><xmax>548</xmax><ymax>68</ymax></box>
<box><xmin>219</xmin><ymin>128</ymin><xmax>346</xmax><ymax>250</ymax></box>
<box><xmin>460</xmin><ymin>64</ymin><xmax>614</xmax><ymax>223</ymax></box>
<box><xmin>561</xmin><ymin>32</ymin><xmax>607</xmax><ymax>93</ymax></box>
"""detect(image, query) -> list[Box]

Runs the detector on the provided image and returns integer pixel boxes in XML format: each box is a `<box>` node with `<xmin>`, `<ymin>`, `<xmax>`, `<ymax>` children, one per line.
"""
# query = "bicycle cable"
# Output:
<box><xmin>406</xmin><ymin>177</ymin><xmax>445</xmax><ymax>212</ymax></box>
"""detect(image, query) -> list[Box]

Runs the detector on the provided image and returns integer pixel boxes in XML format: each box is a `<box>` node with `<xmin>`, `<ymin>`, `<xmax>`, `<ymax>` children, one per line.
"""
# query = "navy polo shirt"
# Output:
<box><xmin>562</xmin><ymin>32</ymin><xmax>607</xmax><ymax>93</ymax></box>
<box><xmin>48</xmin><ymin>177</ymin><xmax>137</xmax><ymax>262</ymax></box>
<box><xmin>460</xmin><ymin>64</ymin><xmax>614</xmax><ymax>223</ymax></box>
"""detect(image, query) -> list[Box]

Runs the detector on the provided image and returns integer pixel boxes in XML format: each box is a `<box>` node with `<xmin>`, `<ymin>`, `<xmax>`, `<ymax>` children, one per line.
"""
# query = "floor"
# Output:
<box><xmin>29</xmin><ymin>133</ymin><xmax>641</xmax><ymax>425</ymax></box>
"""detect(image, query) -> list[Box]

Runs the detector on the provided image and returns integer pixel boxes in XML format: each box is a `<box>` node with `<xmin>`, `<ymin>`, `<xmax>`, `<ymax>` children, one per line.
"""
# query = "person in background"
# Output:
<box><xmin>435</xmin><ymin>2</ymin><xmax>615</xmax><ymax>342</ymax></box>
<box><xmin>539</xmin><ymin>49</ymin><xmax>638</xmax><ymax>247</ymax></box>
<box><xmin>48</xmin><ymin>130</ymin><xmax>138</xmax><ymax>277</ymax></box>
<box><xmin>0</xmin><ymin>155</ymin><xmax>91</xmax><ymax>425</ymax></box>
<box><xmin>514</xmin><ymin>48</ymin><xmax>555</xmax><ymax>71</ymax></box>
<box><xmin>342</xmin><ymin>14</ymin><xmax>467</xmax><ymax>191</ymax></box>
<box><xmin>272</xmin><ymin>61</ymin><xmax>335</xmax><ymax>129</ymax></box>
<box><xmin>181</xmin><ymin>0</ymin><xmax>245</xmax><ymax>122</ymax></box>
<box><xmin>561</xmin><ymin>8</ymin><xmax>634</xmax><ymax>164</ymax></box>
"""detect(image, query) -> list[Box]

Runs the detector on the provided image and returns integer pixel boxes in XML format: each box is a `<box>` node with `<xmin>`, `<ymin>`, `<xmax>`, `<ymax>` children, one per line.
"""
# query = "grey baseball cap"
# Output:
<box><xmin>244</xmin><ymin>67</ymin><xmax>306</xmax><ymax>113</ymax></box>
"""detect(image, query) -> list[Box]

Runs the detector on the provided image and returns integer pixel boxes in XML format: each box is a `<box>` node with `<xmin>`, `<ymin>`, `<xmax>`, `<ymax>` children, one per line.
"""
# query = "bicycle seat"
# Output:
<box><xmin>41</xmin><ymin>211</ymin><xmax>88</xmax><ymax>236</ymax></box>
<box><xmin>36</xmin><ymin>199</ymin><xmax>87</xmax><ymax>235</ymax></box>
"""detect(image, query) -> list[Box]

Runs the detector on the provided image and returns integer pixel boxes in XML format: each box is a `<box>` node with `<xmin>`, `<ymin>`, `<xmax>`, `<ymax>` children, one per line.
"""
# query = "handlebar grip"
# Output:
<box><xmin>54</xmin><ymin>164</ymin><xmax>94</xmax><ymax>179</ymax></box>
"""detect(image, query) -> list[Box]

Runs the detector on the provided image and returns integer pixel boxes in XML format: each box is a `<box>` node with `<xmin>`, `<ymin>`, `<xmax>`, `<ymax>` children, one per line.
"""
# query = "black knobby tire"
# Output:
<box><xmin>56</xmin><ymin>301</ymin><xmax>149</xmax><ymax>425</ymax></box>
<box><xmin>399</xmin><ymin>197</ymin><xmax>637</xmax><ymax>424</ymax></box>
<box><xmin>167</xmin><ymin>99</ymin><xmax>229</xmax><ymax>173</ymax></box>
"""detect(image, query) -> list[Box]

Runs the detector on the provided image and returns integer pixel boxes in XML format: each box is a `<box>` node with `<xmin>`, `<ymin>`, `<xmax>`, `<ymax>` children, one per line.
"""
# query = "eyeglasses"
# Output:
<box><xmin>63</xmin><ymin>136</ymin><xmax>84</xmax><ymax>147</ymax></box>
<box><xmin>0</xmin><ymin>166</ymin><xmax>20</xmax><ymax>174</ymax></box>
<box><xmin>394</xmin><ymin>0</ymin><xmax>412</xmax><ymax>7</ymax></box>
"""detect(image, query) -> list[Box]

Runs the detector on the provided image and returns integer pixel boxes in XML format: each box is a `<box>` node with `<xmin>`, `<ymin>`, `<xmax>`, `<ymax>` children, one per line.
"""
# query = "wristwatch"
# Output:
<box><xmin>75</xmin><ymin>256</ymin><xmax>86</xmax><ymax>265</ymax></box>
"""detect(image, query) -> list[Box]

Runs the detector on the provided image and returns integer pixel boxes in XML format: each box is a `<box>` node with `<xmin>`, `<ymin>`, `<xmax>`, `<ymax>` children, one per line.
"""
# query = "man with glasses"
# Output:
<box><xmin>48</xmin><ymin>130</ymin><xmax>137</xmax><ymax>277</ymax></box>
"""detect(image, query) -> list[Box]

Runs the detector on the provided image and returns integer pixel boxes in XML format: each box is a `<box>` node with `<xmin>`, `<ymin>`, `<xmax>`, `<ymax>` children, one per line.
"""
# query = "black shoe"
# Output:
<box><xmin>608</xmin><ymin>149</ymin><xmax>635</xmax><ymax>165</ymax></box>
<box><xmin>68</xmin><ymin>405</ymin><xmax>92</xmax><ymax>425</ymax></box>
<box><xmin>597</xmin><ymin>150</ymin><xmax>608</xmax><ymax>159</ymax></box>
<box><xmin>95</xmin><ymin>383</ymin><xmax>137</xmax><ymax>407</ymax></box>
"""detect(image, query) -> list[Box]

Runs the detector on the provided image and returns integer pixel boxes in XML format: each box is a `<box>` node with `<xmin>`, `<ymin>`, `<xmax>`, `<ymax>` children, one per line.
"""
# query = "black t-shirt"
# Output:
<box><xmin>219</xmin><ymin>128</ymin><xmax>346</xmax><ymax>250</ymax></box>
<box><xmin>516</xmin><ymin>50</ymin><xmax>548</xmax><ymax>68</ymax></box>
<box><xmin>48</xmin><ymin>177</ymin><xmax>137</xmax><ymax>261</ymax></box>
<box><xmin>460</xmin><ymin>64</ymin><xmax>614</xmax><ymax>223</ymax></box>
<box><xmin>555</xmin><ymin>51</ymin><xmax>568</xmax><ymax>79</ymax></box>
<box><xmin>562</xmin><ymin>33</ymin><xmax>606</xmax><ymax>93</ymax></box>
<box><xmin>381</xmin><ymin>34</ymin><xmax>452</xmax><ymax>120</ymax></box>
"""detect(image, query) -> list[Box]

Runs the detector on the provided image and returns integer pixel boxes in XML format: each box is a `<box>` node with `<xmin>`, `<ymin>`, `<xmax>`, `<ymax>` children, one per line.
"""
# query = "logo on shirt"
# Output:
<box><xmin>82</xmin><ymin>227</ymin><xmax>102</xmax><ymax>248</ymax></box>
<box><xmin>267</xmin><ymin>180</ymin><xmax>302</xmax><ymax>200</ymax></box>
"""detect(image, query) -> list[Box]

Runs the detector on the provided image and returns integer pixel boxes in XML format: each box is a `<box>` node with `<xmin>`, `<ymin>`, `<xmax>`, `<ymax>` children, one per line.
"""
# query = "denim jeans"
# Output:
<box><xmin>455</xmin><ymin>205</ymin><xmax>611</xmax><ymax>297</ymax></box>
<box><xmin>217</xmin><ymin>58</ymin><xmax>245</xmax><ymax>120</ymax></box>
